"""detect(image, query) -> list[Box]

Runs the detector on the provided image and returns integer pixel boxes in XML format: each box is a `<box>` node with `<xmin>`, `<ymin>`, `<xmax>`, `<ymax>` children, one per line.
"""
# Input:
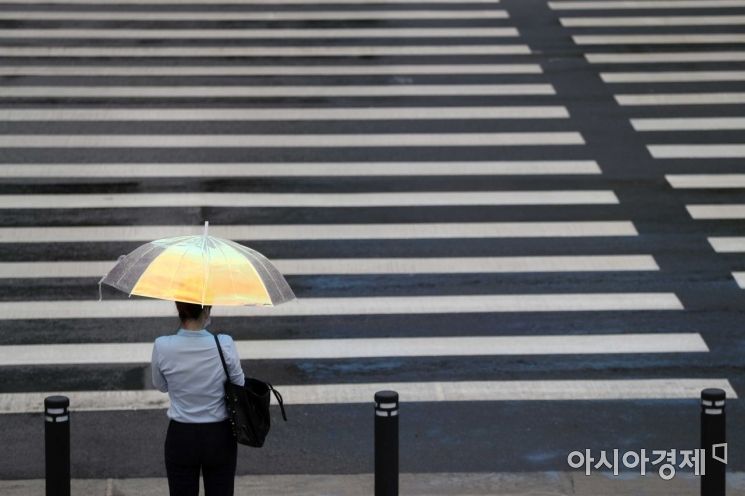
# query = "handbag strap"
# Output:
<box><xmin>265</xmin><ymin>381</ymin><xmax>288</xmax><ymax>421</ymax></box>
<box><xmin>213</xmin><ymin>333</ymin><xmax>230</xmax><ymax>380</ymax></box>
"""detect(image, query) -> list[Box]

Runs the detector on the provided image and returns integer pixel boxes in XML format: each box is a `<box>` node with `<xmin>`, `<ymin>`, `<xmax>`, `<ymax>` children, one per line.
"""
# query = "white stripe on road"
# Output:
<box><xmin>551</xmin><ymin>0</ymin><xmax>745</xmax><ymax>9</ymax></box>
<box><xmin>586</xmin><ymin>52</ymin><xmax>745</xmax><ymax>63</ymax></box>
<box><xmin>0</xmin><ymin>28</ymin><xmax>519</xmax><ymax>39</ymax></box>
<box><xmin>687</xmin><ymin>204</ymin><xmax>745</xmax><ymax>219</ymax></box>
<box><xmin>667</xmin><ymin>175</ymin><xmax>745</xmax><ymax>188</ymax></box>
<box><xmin>732</xmin><ymin>272</ymin><xmax>745</xmax><ymax>289</ymax></box>
<box><xmin>0</xmin><ymin>161</ymin><xmax>600</xmax><ymax>178</ymax></box>
<box><xmin>0</xmin><ymin>379</ymin><xmax>733</xmax><ymax>413</ymax></box>
<box><xmin>616</xmin><ymin>93</ymin><xmax>745</xmax><ymax>105</ymax></box>
<box><xmin>0</xmin><ymin>333</ymin><xmax>706</xmax><ymax>366</ymax></box>
<box><xmin>0</xmin><ymin>222</ymin><xmax>638</xmax><ymax>243</ymax></box>
<box><xmin>0</xmin><ymin>64</ymin><xmax>542</xmax><ymax>76</ymax></box>
<box><xmin>709</xmin><ymin>237</ymin><xmax>745</xmax><ymax>253</ymax></box>
<box><xmin>0</xmin><ymin>45</ymin><xmax>529</xmax><ymax>57</ymax></box>
<box><xmin>0</xmin><ymin>106</ymin><xmax>568</xmax><ymax>121</ymax></box>
<box><xmin>648</xmin><ymin>145</ymin><xmax>745</xmax><ymax>158</ymax></box>
<box><xmin>0</xmin><ymin>294</ymin><xmax>684</xmax><ymax>319</ymax></box>
<box><xmin>574</xmin><ymin>34</ymin><xmax>745</xmax><ymax>44</ymax></box>
<box><xmin>561</xmin><ymin>15</ymin><xmax>745</xmax><ymax>26</ymax></box>
<box><xmin>2</xmin><ymin>190</ymin><xmax>614</xmax><ymax>208</ymax></box>
<box><xmin>632</xmin><ymin>117</ymin><xmax>745</xmax><ymax>131</ymax></box>
<box><xmin>0</xmin><ymin>84</ymin><xmax>552</xmax><ymax>98</ymax></box>
<box><xmin>0</xmin><ymin>133</ymin><xmax>585</xmax><ymax>148</ymax></box>
<box><xmin>0</xmin><ymin>256</ymin><xmax>659</xmax><ymax>278</ymax></box>
<box><xmin>0</xmin><ymin>0</ymin><xmax>503</xmax><ymax>3</ymax></box>
<box><xmin>603</xmin><ymin>71</ymin><xmax>745</xmax><ymax>83</ymax></box>
<box><xmin>0</xmin><ymin>10</ymin><xmax>510</xmax><ymax>20</ymax></box>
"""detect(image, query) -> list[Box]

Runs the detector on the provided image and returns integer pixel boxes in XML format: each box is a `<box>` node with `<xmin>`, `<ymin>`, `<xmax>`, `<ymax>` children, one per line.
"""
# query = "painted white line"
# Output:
<box><xmin>0</xmin><ymin>379</ymin><xmax>733</xmax><ymax>413</ymax></box>
<box><xmin>687</xmin><ymin>204</ymin><xmax>745</xmax><ymax>219</ymax></box>
<box><xmin>0</xmin><ymin>0</ymin><xmax>503</xmax><ymax>3</ymax></box>
<box><xmin>0</xmin><ymin>27</ymin><xmax>519</xmax><ymax>39</ymax></box>
<box><xmin>616</xmin><ymin>93</ymin><xmax>745</xmax><ymax>105</ymax></box>
<box><xmin>0</xmin><ymin>333</ymin><xmax>707</xmax><ymax>366</ymax></box>
<box><xmin>0</xmin><ymin>45</ymin><xmax>529</xmax><ymax>57</ymax></box>
<box><xmin>575</xmin><ymin>34</ymin><xmax>745</xmax><ymax>44</ymax></box>
<box><xmin>603</xmin><ymin>71</ymin><xmax>745</xmax><ymax>83</ymax></box>
<box><xmin>586</xmin><ymin>52</ymin><xmax>745</xmax><ymax>63</ymax></box>
<box><xmin>0</xmin><ymin>64</ymin><xmax>543</xmax><ymax>76</ymax></box>
<box><xmin>0</xmin><ymin>84</ymin><xmax>551</xmax><ymax>98</ymax></box>
<box><xmin>667</xmin><ymin>174</ymin><xmax>745</xmax><ymax>188</ymax></box>
<box><xmin>732</xmin><ymin>272</ymin><xmax>745</xmax><ymax>288</ymax></box>
<box><xmin>632</xmin><ymin>117</ymin><xmax>745</xmax><ymax>131</ymax></box>
<box><xmin>550</xmin><ymin>0</ymin><xmax>745</xmax><ymax>9</ymax></box>
<box><xmin>0</xmin><ymin>255</ymin><xmax>659</xmax><ymax>279</ymax></box>
<box><xmin>0</xmin><ymin>132</ymin><xmax>585</xmax><ymax>148</ymax></box>
<box><xmin>2</xmin><ymin>190</ymin><xmax>613</xmax><ymax>208</ymax></box>
<box><xmin>0</xmin><ymin>222</ymin><xmax>638</xmax><ymax>243</ymax></box>
<box><xmin>0</xmin><ymin>294</ymin><xmax>684</xmax><ymax>319</ymax></box>
<box><xmin>709</xmin><ymin>237</ymin><xmax>745</xmax><ymax>253</ymax></box>
<box><xmin>0</xmin><ymin>10</ymin><xmax>510</xmax><ymax>20</ymax></box>
<box><xmin>0</xmin><ymin>161</ymin><xmax>600</xmax><ymax>178</ymax></box>
<box><xmin>561</xmin><ymin>15</ymin><xmax>745</xmax><ymax>26</ymax></box>
<box><xmin>648</xmin><ymin>144</ymin><xmax>745</xmax><ymax>158</ymax></box>
<box><xmin>0</xmin><ymin>107</ymin><xmax>568</xmax><ymax>121</ymax></box>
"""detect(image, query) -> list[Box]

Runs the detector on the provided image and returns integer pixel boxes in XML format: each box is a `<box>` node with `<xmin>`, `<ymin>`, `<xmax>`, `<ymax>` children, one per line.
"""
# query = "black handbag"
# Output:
<box><xmin>213</xmin><ymin>334</ymin><xmax>287</xmax><ymax>447</ymax></box>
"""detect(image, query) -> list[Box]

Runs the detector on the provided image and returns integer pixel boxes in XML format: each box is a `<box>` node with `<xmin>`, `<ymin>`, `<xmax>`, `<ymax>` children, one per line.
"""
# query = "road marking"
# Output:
<box><xmin>648</xmin><ymin>145</ymin><xmax>745</xmax><ymax>158</ymax></box>
<box><xmin>0</xmin><ymin>84</ymin><xmax>555</xmax><ymax>98</ymax></box>
<box><xmin>709</xmin><ymin>237</ymin><xmax>745</xmax><ymax>253</ymax></box>
<box><xmin>687</xmin><ymin>204</ymin><xmax>745</xmax><ymax>219</ymax></box>
<box><xmin>0</xmin><ymin>28</ymin><xmax>519</xmax><ymax>39</ymax></box>
<box><xmin>0</xmin><ymin>0</ymin><xmax>503</xmax><ymax>3</ymax></box>
<box><xmin>632</xmin><ymin>117</ymin><xmax>745</xmax><ymax>131</ymax></box>
<box><xmin>0</xmin><ymin>294</ymin><xmax>684</xmax><ymax>319</ymax></box>
<box><xmin>1</xmin><ymin>190</ymin><xmax>614</xmax><ymax>208</ymax></box>
<box><xmin>574</xmin><ymin>34</ymin><xmax>745</xmax><ymax>44</ymax></box>
<box><xmin>0</xmin><ymin>132</ymin><xmax>585</xmax><ymax>148</ymax></box>
<box><xmin>0</xmin><ymin>222</ymin><xmax>638</xmax><ymax>243</ymax></box>
<box><xmin>0</xmin><ymin>64</ymin><xmax>542</xmax><ymax>76</ymax></box>
<box><xmin>561</xmin><ymin>15</ymin><xmax>745</xmax><ymax>26</ymax></box>
<box><xmin>667</xmin><ymin>174</ymin><xmax>745</xmax><ymax>188</ymax></box>
<box><xmin>0</xmin><ymin>379</ymin><xmax>733</xmax><ymax>413</ymax></box>
<box><xmin>616</xmin><ymin>93</ymin><xmax>745</xmax><ymax>105</ymax></box>
<box><xmin>551</xmin><ymin>0</ymin><xmax>745</xmax><ymax>9</ymax></box>
<box><xmin>0</xmin><ymin>45</ymin><xmax>529</xmax><ymax>57</ymax></box>
<box><xmin>0</xmin><ymin>107</ymin><xmax>568</xmax><ymax>121</ymax></box>
<box><xmin>0</xmin><ymin>161</ymin><xmax>600</xmax><ymax>178</ymax></box>
<box><xmin>603</xmin><ymin>71</ymin><xmax>745</xmax><ymax>83</ymax></box>
<box><xmin>0</xmin><ymin>333</ymin><xmax>707</xmax><ymax>366</ymax></box>
<box><xmin>732</xmin><ymin>272</ymin><xmax>745</xmax><ymax>288</ymax></box>
<box><xmin>0</xmin><ymin>10</ymin><xmax>510</xmax><ymax>21</ymax></box>
<box><xmin>0</xmin><ymin>255</ymin><xmax>659</xmax><ymax>278</ymax></box>
<box><xmin>0</xmin><ymin>84</ymin><xmax>551</xmax><ymax>98</ymax></box>
<box><xmin>586</xmin><ymin>52</ymin><xmax>745</xmax><ymax>63</ymax></box>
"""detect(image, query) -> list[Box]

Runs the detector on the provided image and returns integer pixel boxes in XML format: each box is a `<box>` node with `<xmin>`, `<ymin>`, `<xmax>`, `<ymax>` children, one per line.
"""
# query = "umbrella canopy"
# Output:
<box><xmin>98</xmin><ymin>221</ymin><xmax>295</xmax><ymax>306</ymax></box>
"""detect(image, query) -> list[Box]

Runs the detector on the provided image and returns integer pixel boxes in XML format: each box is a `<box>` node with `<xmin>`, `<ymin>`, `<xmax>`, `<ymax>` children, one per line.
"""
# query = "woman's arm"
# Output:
<box><xmin>221</xmin><ymin>335</ymin><xmax>246</xmax><ymax>387</ymax></box>
<box><xmin>151</xmin><ymin>340</ymin><xmax>168</xmax><ymax>392</ymax></box>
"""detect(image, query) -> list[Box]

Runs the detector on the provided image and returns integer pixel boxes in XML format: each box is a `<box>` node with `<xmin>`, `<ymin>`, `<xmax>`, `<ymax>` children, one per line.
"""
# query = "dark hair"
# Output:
<box><xmin>175</xmin><ymin>301</ymin><xmax>211</xmax><ymax>322</ymax></box>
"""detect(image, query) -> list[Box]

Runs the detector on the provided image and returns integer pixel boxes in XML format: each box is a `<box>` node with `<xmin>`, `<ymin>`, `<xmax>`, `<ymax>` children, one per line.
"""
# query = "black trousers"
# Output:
<box><xmin>165</xmin><ymin>418</ymin><xmax>238</xmax><ymax>496</ymax></box>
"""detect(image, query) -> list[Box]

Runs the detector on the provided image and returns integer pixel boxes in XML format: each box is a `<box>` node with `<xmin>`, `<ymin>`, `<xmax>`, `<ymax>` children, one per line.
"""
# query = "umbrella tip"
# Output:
<box><xmin>203</xmin><ymin>220</ymin><xmax>209</xmax><ymax>237</ymax></box>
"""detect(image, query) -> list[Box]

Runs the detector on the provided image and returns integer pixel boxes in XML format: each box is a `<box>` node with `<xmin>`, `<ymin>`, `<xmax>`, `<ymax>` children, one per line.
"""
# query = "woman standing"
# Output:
<box><xmin>151</xmin><ymin>300</ymin><xmax>245</xmax><ymax>496</ymax></box>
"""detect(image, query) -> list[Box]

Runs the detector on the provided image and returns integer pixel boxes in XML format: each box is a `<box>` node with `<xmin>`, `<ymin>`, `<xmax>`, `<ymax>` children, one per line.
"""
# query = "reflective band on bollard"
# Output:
<box><xmin>701</xmin><ymin>388</ymin><xmax>726</xmax><ymax>496</ymax></box>
<box><xmin>44</xmin><ymin>395</ymin><xmax>70</xmax><ymax>496</ymax></box>
<box><xmin>374</xmin><ymin>390</ymin><xmax>399</xmax><ymax>496</ymax></box>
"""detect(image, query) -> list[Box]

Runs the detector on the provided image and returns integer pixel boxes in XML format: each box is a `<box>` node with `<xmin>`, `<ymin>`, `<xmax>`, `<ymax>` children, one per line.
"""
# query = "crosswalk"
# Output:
<box><xmin>551</xmin><ymin>0</ymin><xmax>745</xmax><ymax>293</ymax></box>
<box><xmin>0</xmin><ymin>0</ymin><xmax>737</xmax><ymax>466</ymax></box>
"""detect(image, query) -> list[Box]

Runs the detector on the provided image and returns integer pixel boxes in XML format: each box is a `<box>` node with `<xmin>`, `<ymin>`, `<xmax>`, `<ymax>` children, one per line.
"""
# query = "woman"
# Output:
<box><xmin>151</xmin><ymin>301</ymin><xmax>245</xmax><ymax>496</ymax></box>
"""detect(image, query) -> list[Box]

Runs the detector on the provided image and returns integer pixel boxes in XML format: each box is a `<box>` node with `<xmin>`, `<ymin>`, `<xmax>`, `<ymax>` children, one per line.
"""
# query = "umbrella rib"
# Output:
<box><xmin>215</xmin><ymin>240</ymin><xmax>239</xmax><ymax>305</ymax></box>
<box><xmin>116</xmin><ymin>242</ymin><xmax>159</xmax><ymax>295</ymax></box>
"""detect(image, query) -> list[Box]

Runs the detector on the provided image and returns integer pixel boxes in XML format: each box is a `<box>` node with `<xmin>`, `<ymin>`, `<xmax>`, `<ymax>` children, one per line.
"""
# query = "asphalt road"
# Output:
<box><xmin>0</xmin><ymin>0</ymin><xmax>744</xmax><ymax>480</ymax></box>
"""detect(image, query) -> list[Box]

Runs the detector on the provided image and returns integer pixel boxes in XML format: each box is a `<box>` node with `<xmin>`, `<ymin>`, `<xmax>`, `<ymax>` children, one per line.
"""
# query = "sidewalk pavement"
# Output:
<box><xmin>2</xmin><ymin>472</ymin><xmax>745</xmax><ymax>496</ymax></box>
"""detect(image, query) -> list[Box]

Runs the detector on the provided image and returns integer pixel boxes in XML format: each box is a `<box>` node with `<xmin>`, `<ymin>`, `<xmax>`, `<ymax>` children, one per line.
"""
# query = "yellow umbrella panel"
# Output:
<box><xmin>99</xmin><ymin>226</ymin><xmax>296</xmax><ymax>306</ymax></box>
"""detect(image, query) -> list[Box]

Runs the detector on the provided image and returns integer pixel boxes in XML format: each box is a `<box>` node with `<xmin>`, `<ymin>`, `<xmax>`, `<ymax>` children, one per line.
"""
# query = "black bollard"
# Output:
<box><xmin>44</xmin><ymin>395</ymin><xmax>70</xmax><ymax>496</ymax></box>
<box><xmin>701</xmin><ymin>388</ymin><xmax>726</xmax><ymax>496</ymax></box>
<box><xmin>374</xmin><ymin>390</ymin><xmax>399</xmax><ymax>496</ymax></box>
